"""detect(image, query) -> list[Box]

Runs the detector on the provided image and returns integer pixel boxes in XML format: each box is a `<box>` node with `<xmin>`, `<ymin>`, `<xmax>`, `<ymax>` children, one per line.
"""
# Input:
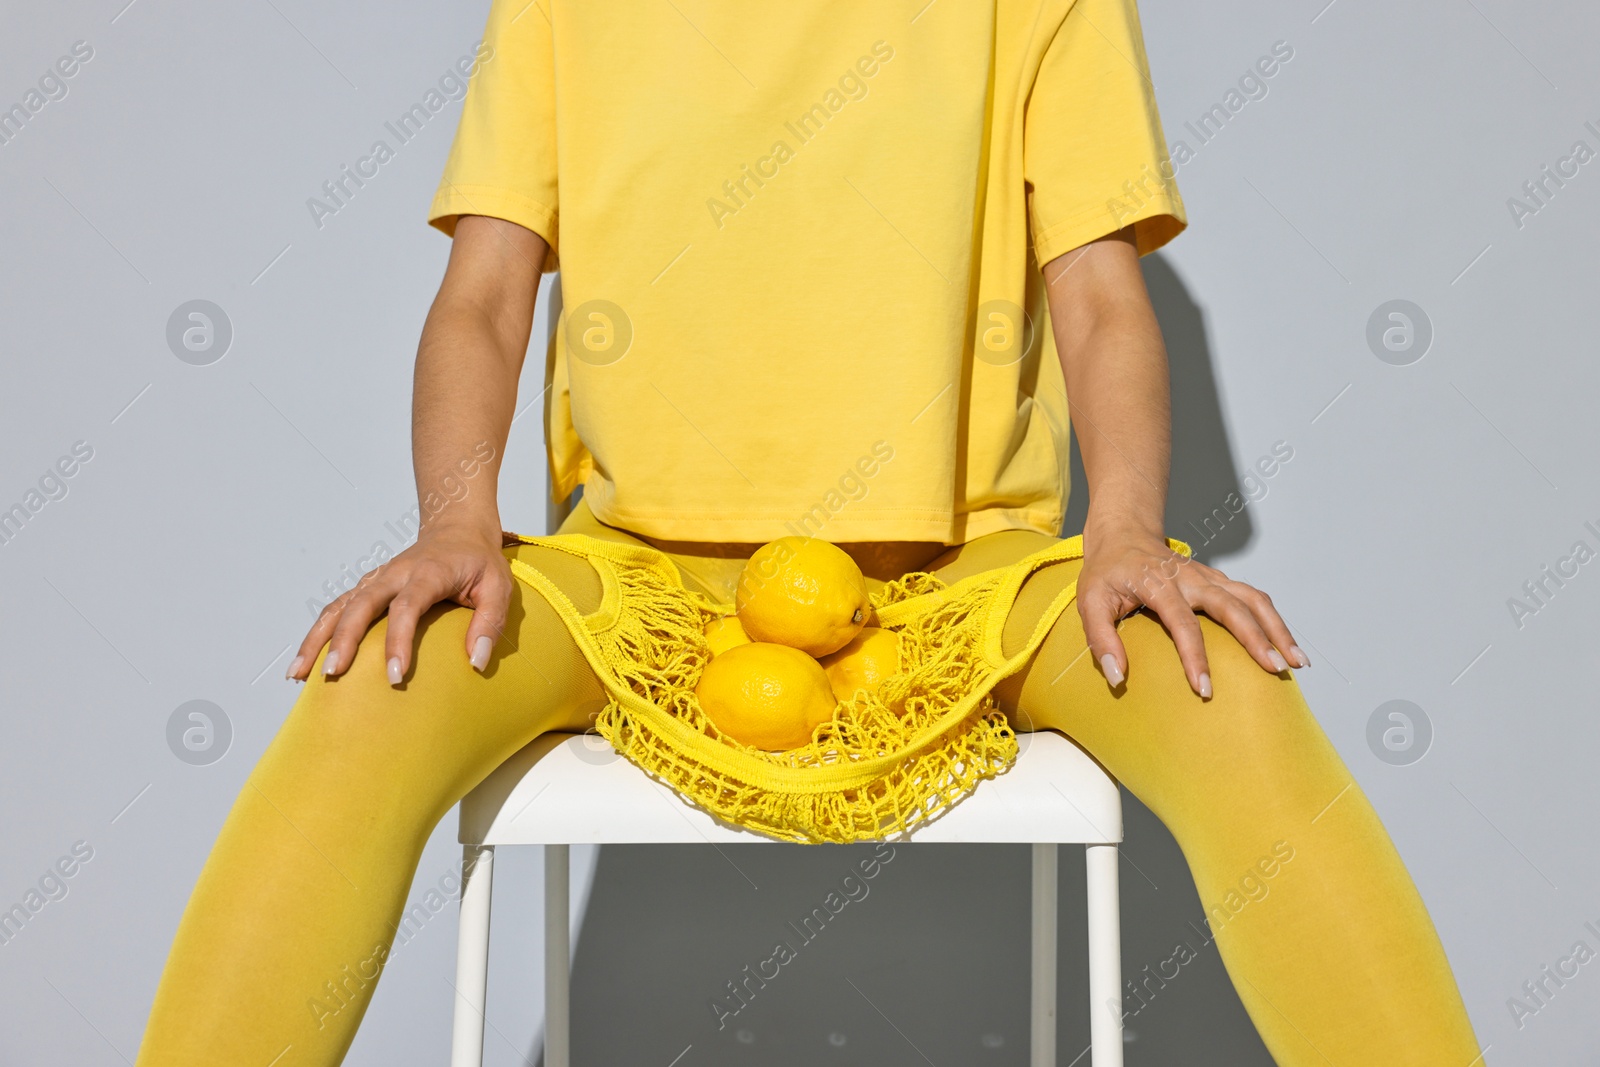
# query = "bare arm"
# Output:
<box><xmin>288</xmin><ymin>215</ymin><xmax>549</xmax><ymax>683</ymax></box>
<box><xmin>1043</xmin><ymin>228</ymin><xmax>1308</xmax><ymax>697</ymax></box>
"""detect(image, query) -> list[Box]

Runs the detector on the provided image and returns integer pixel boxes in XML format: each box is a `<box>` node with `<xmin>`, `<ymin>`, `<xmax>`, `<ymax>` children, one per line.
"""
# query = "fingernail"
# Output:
<box><xmin>387</xmin><ymin>657</ymin><xmax>403</xmax><ymax>685</ymax></box>
<box><xmin>323</xmin><ymin>650</ymin><xmax>340</xmax><ymax>675</ymax></box>
<box><xmin>470</xmin><ymin>635</ymin><xmax>493</xmax><ymax>671</ymax></box>
<box><xmin>1289</xmin><ymin>644</ymin><xmax>1309</xmax><ymax>667</ymax></box>
<box><xmin>286</xmin><ymin>655</ymin><xmax>304</xmax><ymax>680</ymax></box>
<box><xmin>1268</xmin><ymin>649</ymin><xmax>1288</xmax><ymax>672</ymax></box>
<box><xmin>1100</xmin><ymin>653</ymin><xmax>1125</xmax><ymax>687</ymax></box>
<box><xmin>1197</xmin><ymin>672</ymin><xmax>1212</xmax><ymax>699</ymax></box>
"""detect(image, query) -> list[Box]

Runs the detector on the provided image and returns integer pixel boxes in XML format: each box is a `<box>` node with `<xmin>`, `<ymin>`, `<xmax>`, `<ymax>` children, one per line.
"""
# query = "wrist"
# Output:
<box><xmin>1083</xmin><ymin>510</ymin><xmax>1166</xmax><ymax>553</ymax></box>
<box><xmin>418</xmin><ymin>509</ymin><xmax>503</xmax><ymax>547</ymax></box>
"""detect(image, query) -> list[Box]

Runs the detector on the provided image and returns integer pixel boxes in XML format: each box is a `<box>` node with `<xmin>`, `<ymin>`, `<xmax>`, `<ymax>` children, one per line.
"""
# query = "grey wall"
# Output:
<box><xmin>1124</xmin><ymin>3</ymin><xmax>1600</xmax><ymax>1063</ymax></box>
<box><xmin>0</xmin><ymin>0</ymin><xmax>1595</xmax><ymax>1064</ymax></box>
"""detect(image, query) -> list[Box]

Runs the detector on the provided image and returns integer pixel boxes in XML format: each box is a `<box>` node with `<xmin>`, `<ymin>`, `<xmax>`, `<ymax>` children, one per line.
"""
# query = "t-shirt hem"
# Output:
<box><xmin>1032</xmin><ymin>193</ymin><xmax>1186</xmax><ymax>266</ymax></box>
<box><xmin>584</xmin><ymin>498</ymin><xmax>1065</xmax><ymax>546</ymax></box>
<box><xmin>428</xmin><ymin>183</ymin><xmax>560</xmax><ymax>272</ymax></box>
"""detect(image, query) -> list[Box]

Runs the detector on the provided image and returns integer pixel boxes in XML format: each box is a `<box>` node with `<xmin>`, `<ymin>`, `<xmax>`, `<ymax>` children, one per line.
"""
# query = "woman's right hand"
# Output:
<box><xmin>286</xmin><ymin>521</ymin><xmax>515</xmax><ymax>686</ymax></box>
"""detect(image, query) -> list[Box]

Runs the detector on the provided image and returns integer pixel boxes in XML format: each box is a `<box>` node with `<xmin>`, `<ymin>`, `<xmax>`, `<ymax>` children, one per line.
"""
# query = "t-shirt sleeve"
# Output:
<box><xmin>427</xmin><ymin>0</ymin><xmax>559</xmax><ymax>270</ymax></box>
<box><xmin>1024</xmin><ymin>0</ymin><xmax>1186</xmax><ymax>265</ymax></box>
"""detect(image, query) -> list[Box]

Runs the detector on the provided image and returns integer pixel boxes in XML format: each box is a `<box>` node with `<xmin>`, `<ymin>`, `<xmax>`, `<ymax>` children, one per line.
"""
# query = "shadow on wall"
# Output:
<box><xmin>1063</xmin><ymin>252</ymin><xmax>1252</xmax><ymax>562</ymax></box>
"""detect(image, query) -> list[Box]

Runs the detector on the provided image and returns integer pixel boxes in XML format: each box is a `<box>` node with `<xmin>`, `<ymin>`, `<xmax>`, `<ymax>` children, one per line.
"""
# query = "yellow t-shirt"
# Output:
<box><xmin>429</xmin><ymin>0</ymin><xmax>1185</xmax><ymax>545</ymax></box>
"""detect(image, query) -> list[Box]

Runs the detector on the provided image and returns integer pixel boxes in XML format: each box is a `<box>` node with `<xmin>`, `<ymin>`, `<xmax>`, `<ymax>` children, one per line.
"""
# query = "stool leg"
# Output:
<box><xmin>449</xmin><ymin>844</ymin><xmax>495</xmax><ymax>1067</ymax></box>
<box><xmin>1031</xmin><ymin>843</ymin><xmax>1057</xmax><ymax>1067</ymax></box>
<box><xmin>1085</xmin><ymin>843</ymin><xmax>1124</xmax><ymax>1066</ymax></box>
<box><xmin>545</xmin><ymin>843</ymin><xmax>571</xmax><ymax>1067</ymax></box>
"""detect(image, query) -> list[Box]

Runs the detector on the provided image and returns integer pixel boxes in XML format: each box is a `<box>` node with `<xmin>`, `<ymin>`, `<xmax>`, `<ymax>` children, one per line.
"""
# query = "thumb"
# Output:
<box><xmin>464</xmin><ymin>573</ymin><xmax>512</xmax><ymax>672</ymax></box>
<box><xmin>1078</xmin><ymin>587</ymin><xmax>1130</xmax><ymax>689</ymax></box>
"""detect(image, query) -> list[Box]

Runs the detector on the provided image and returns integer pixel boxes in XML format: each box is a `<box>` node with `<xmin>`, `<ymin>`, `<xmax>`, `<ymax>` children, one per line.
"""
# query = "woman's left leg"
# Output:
<box><xmin>931</xmin><ymin>542</ymin><xmax>1484</xmax><ymax>1065</ymax></box>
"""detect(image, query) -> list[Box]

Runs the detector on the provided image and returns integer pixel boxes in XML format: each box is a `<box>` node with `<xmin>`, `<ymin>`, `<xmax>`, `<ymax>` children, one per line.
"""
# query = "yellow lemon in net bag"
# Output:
<box><xmin>819</xmin><ymin>627</ymin><xmax>902</xmax><ymax>703</ymax></box>
<box><xmin>695</xmin><ymin>642</ymin><xmax>838</xmax><ymax>751</ymax></box>
<box><xmin>736</xmin><ymin>537</ymin><xmax>870</xmax><ymax>657</ymax></box>
<box><xmin>704</xmin><ymin>616</ymin><xmax>752</xmax><ymax>656</ymax></box>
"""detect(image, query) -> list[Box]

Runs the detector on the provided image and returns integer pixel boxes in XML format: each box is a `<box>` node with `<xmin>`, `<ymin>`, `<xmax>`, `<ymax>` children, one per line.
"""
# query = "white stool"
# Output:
<box><xmin>447</xmin><ymin>729</ymin><xmax>1125</xmax><ymax>1067</ymax></box>
<box><xmin>451</xmin><ymin>494</ymin><xmax>1123</xmax><ymax>1064</ymax></box>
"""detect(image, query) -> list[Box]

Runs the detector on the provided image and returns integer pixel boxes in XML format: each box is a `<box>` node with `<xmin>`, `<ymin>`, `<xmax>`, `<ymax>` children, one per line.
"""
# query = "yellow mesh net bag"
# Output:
<box><xmin>505</xmin><ymin>531</ymin><xmax>1191</xmax><ymax>844</ymax></box>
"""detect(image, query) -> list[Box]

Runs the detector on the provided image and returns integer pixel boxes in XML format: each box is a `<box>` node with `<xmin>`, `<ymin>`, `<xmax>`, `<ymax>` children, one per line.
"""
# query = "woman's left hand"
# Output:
<box><xmin>1075</xmin><ymin>527</ymin><xmax>1309</xmax><ymax>698</ymax></box>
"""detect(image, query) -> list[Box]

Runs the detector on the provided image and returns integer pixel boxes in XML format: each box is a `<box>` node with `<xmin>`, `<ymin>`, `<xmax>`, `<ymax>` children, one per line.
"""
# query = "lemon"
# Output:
<box><xmin>695</xmin><ymin>642</ymin><xmax>838</xmax><ymax>750</ymax></box>
<box><xmin>704</xmin><ymin>616</ymin><xmax>752</xmax><ymax>656</ymax></box>
<box><xmin>819</xmin><ymin>627</ymin><xmax>901</xmax><ymax>702</ymax></box>
<box><xmin>736</xmin><ymin>536</ymin><xmax>870</xmax><ymax>657</ymax></box>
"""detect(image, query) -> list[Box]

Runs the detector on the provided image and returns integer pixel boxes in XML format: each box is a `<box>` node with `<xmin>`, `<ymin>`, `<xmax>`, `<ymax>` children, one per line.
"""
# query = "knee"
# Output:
<box><xmin>286</xmin><ymin>556</ymin><xmax>597</xmax><ymax>761</ymax></box>
<box><xmin>1174</xmin><ymin>616</ymin><xmax>1347</xmax><ymax>794</ymax></box>
<box><xmin>1198</xmin><ymin>615</ymin><xmax>1301</xmax><ymax>708</ymax></box>
<box><xmin>1118</xmin><ymin>611</ymin><xmax>1327</xmax><ymax>756</ymax></box>
<box><xmin>293</xmin><ymin>600</ymin><xmax>476</xmax><ymax>747</ymax></box>
<box><xmin>1069</xmin><ymin>614</ymin><xmax>1352</xmax><ymax>856</ymax></box>
<box><xmin>268</xmin><ymin>602</ymin><xmax>525</xmax><ymax>833</ymax></box>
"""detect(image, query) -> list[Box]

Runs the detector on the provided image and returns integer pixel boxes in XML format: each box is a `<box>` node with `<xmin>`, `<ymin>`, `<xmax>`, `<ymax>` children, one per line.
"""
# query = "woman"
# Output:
<box><xmin>135</xmin><ymin>0</ymin><xmax>1483</xmax><ymax>1063</ymax></box>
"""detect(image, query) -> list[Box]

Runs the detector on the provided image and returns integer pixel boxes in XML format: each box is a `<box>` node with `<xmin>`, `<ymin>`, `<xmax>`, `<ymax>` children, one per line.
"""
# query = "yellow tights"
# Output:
<box><xmin>135</xmin><ymin>525</ymin><xmax>1483</xmax><ymax>1066</ymax></box>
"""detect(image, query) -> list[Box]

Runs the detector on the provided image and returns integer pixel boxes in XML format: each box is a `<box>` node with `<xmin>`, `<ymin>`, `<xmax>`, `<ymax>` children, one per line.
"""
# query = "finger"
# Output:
<box><xmin>288</xmin><ymin>593</ymin><xmax>355</xmax><ymax>681</ymax></box>
<box><xmin>463</xmin><ymin>570</ymin><xmax>513</xmax><ymax>672</ymax></box>
<box><xmin>323</xmin><ymin>577</ymin><xmax>401</xmax><ymax>678</ymax></box>
<box><xmin>1232</xmin><ymin>584</ymin><xmax>1307</xmax><ymax>668</ymax></box>
<box><xmin>1077</xmin><ymin>583</ymin><xmax>1132</xmax><ymax>688</ymax></box>
<box><xmin>1144</xmin><ymin>584</ymin><xmax>1211</xmax><ymax>698</ymax></box>
<box><xmin>382</xmin><ymin>567</ymin><xmax>454</xmax><ymax>685</ymax></box>
<box><xmin>1194</xmin><ymin>585</ymin><xmax>1285</xmax><ymax>674</ymax></box>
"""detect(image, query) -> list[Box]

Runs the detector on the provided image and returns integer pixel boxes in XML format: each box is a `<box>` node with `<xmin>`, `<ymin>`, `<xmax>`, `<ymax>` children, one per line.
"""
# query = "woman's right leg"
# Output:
<box><xmin>135</xmin><ymin>544</ymin><xmax>607</xmax><ymax>1067</ymax></box>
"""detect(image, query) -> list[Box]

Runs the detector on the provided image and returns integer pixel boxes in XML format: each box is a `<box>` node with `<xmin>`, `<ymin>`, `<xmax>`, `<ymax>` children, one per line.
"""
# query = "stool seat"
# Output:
<box><xmin>450</xmin><ymin>729</ymin><xmax>1126</xmax><ymax>1067</ymax></box>
<box><xmin>461</xmin><ymin>730</ymin><xmax>1122</xmax><ymax>846</ymax></box>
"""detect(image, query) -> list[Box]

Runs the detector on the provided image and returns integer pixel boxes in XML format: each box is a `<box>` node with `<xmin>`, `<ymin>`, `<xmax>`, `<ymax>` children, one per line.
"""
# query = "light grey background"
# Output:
<box><xmin>1</xmin><ymin>0</ymin><xmax>1596</xmax><ymax>1063</ymax></box>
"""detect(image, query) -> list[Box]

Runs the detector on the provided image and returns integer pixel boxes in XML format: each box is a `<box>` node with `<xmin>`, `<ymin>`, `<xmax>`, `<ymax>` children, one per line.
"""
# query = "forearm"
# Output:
<box><xmin>411</xmin><ymin>303</ymin><xmax>524</xmax><ymax>541</ymax></box>
<box><xmin>410</xmin><ymin>220</ymin><xmax>547</xmax><ymax>543</ymax></box>
<box><xmin>1043</xmin><ymin>230</ymin><xmax>1171</xmax><ymax>548</ymax></box>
